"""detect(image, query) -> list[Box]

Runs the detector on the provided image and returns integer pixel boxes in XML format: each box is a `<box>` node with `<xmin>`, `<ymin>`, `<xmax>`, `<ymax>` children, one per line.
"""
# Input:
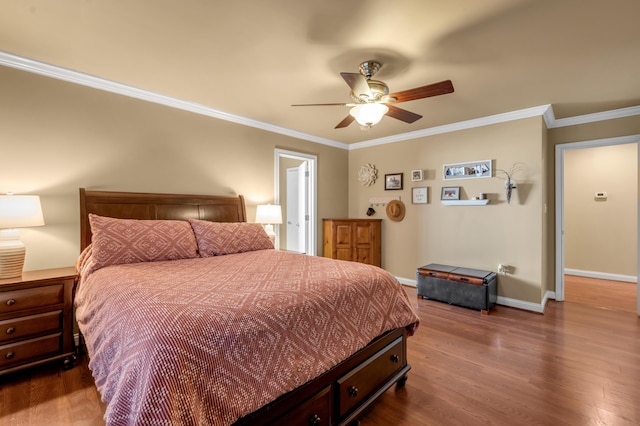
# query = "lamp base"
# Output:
<box><xmin>0</xmin><ymin>229</ymin><xmax>26</xmax><ymax>279</ymax></box>
<box><xmin>263</xmin><ymin>224</ymin><xmax>276</xmax><ymax>245</ymax></box>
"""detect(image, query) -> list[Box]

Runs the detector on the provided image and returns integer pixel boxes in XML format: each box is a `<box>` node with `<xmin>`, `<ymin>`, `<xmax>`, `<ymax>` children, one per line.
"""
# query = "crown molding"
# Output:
<box><xmin>547</xmin><ymin>105</ymin><xmax>640</xmax><ymax>128</ymax></box>
<box><xmin>349</xmin><ymin>105</ymin><xmax>554</xmax><ymax>150</ymax></box>
<box><xmin>1</xmin><ymin>51</ymin><xmax>638</xmax><ymax>151</ymax></box>
<box><xmin>0</xmin><ymin>51</ymin><xmax>348</xmax><ymax>150</ymax></box>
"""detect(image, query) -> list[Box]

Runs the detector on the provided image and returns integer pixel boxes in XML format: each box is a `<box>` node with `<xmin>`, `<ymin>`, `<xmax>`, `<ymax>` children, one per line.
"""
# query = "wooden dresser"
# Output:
<box><xmin>323</xmin><ymin>219</ymin><xmax>382</xmax><ymax>267</ymax></box>
<box><xmin>0</xmin><ymin>267</ymin><xmax>77</xmax><ymax>375</ymax></box>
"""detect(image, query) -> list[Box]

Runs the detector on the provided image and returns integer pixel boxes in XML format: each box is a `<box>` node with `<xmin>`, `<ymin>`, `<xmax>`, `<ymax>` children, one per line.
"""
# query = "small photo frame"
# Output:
<box><xmin>443</xmin><ymin>160</ymin><xmax>492</xmax><ymax>180</ymax></box>
<box><xmin>441</xmin><ymin>186</ymin><xmax>460</xmax><ymax>200</ymax></box>
<box><xmin>385</xmin><ymin>173</ymin><xmax>403</xmax><ymax>190</ymax></box>
<box><xmin>412</xmin><ymin>187</ymin><xmax>428</xmax><ymax>204</ymax></box>
<box><xmin>411</xmin><ymin>169</ymin><xmax>424</xmax><ymax>181</ymax></box>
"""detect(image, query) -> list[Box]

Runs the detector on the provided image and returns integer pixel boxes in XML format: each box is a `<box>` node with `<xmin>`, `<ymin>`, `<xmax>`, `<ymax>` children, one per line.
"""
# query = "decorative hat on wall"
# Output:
<box><xmin>386</xmin><ymin>199</ymin><xmax>405</xmax><ymax>222</ymax></box>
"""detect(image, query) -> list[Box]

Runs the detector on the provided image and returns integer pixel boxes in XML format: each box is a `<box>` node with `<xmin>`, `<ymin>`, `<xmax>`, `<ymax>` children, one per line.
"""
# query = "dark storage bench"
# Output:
<box><xmin>416</xmin><ymin>264</ymin><xmax>497</xmax><ymax>314</ymax></box>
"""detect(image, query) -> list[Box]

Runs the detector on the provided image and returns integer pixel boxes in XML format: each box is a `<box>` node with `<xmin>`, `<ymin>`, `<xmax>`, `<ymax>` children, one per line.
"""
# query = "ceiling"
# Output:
<box><xmin>1</xmin><ymin>0</ymin><xmax>639</xmax><ymax>145</ymax></box>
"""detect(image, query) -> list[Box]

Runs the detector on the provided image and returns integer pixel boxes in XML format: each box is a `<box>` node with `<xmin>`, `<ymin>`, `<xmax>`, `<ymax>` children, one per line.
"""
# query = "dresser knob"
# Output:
<box><xmin>309</xmin><ymin>414</ymin><xmax>321</xmax><ymax>426</ymax></box>
<box><xmin>390</xmin><ymin>354</ymin><xmax>400</xmax><ymax>363</ymax></box>
<box><xmin>4</xmin><ymin>351</ymin><xmax>14</xmax><ymax>360</ymax></box>
<box><xmin>6</xmin><ymin>299</ymin><xmax>16</xmax><ymax>306</ymax></box>
<box><xmin>348</xmin><ymin>386</ymin><xmax>359</xmax><ymax>397</ymax></box>
<box><xmin>5</xmin><ymin>327</ymin><xmax>15</xmax><ymax>335</ymax></box>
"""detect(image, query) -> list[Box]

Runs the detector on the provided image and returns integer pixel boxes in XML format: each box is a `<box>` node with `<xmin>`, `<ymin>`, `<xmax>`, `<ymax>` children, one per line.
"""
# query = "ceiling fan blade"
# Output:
<box><xmin>385</xmin><ymin>104</ymin><xmax>422</xmax><ymax>123</ymax></box>
<box><xmin>388</xmin><ymin>80</ymin><xmax>454</xmax><ymax>103</ymax></box>
<box><xmin>291</xmin><ymin>102</ymin><xmax>349</xmax><ymax>107</ymax></box>
<box><xmin>340</xmin><ymin>72</ymin><xmax>372</xmax><ymax>99</ymax></box>
<box><xmin>335</xmin><ymin>114</ymin><xmax>355</xmax><ymax>129</ymax></box>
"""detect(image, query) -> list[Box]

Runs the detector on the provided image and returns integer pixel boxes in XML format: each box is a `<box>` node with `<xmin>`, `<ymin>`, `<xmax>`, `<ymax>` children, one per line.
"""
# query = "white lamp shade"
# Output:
<box><xmin>255</xmin><ymin>204</ymin><xmax>282</xmax><ymax>225</ymax></box>
<box><xmin>349</xmin><ymin>103</ymin><xmax>389</xmax><ymax>127</ymax></box>
<box><xmin>0</xmin><ymin>194</ymin><xmax>44</xmax><ymax>278</ymax></box>
<box><xmin>0</xmin><ymin>195</ymin><xmax>45</xmax><ymax>229</ymax></box>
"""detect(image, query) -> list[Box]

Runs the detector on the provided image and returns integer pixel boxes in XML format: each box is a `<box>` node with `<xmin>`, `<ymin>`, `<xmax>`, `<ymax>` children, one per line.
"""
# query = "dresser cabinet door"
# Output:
<box><xmin>333</xmin><ymin>223</ymin><xmax>354</xmax><ymax>262</ymax></box>
<box><xmin>323</xmin><ymin>219</ymin><xmax>381</xmax><ymax>267</ymax></box>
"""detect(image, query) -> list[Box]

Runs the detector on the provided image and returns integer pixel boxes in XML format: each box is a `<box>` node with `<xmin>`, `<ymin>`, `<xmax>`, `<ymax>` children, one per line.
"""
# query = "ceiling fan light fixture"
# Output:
<box><xmin>349</xmin><ymin>103</ymin><xmax>389</xmax><ymax>127</ymax></box>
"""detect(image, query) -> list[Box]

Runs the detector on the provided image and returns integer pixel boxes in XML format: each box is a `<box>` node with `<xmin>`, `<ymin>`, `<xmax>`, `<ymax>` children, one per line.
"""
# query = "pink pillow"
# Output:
<box><xmin>88</xmin><ymin>214</ymin><xmax>199</xmax><ymax>270</ymax></box>
<box><xmin>188</xmin><ymin>219</ymin><xmax>274</xmax><ymax>256</ymax></box>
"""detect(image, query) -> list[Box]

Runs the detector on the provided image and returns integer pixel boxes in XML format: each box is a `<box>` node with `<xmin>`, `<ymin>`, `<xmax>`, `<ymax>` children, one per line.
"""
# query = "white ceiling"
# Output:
<box><xmin>1</xmin><ymin>0</ymin><xmax>639</xmax><ymax>145</ymax></box>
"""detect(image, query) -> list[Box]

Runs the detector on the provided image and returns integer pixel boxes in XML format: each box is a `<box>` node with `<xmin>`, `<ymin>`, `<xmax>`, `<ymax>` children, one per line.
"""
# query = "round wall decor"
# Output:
<box><xmin>358</xmin><ymin>163</ymin><xmax>378</xmax><ymax>186</ymax></box>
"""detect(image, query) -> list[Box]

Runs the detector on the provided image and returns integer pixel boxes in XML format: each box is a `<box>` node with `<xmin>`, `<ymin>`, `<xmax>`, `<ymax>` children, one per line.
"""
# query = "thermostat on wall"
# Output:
<box><xmin>594</xmin><ymin>192</ymin><xmax>607</xmax><ymax>201</ymax></box>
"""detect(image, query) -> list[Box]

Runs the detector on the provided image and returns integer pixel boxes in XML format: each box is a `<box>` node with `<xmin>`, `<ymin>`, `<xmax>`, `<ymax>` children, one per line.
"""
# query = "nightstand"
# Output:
<box><xmin>0</xmin><ymin>267</ymin><xmax>77</xmax><ymax>376</ymax></box>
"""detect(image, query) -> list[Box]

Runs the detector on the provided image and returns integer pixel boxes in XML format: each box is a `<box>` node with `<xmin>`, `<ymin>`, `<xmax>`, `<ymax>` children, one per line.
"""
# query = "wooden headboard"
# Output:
<box><xmin>79</xmin><ymin>188</ymin><xmax>247</xmax><ymax>250</ymax></box>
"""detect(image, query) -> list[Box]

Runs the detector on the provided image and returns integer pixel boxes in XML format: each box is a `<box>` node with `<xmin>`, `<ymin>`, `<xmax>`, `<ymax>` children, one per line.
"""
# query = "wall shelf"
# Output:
<box><xmin>441</xmin><ymin>199</ymin><xmax>490</xmax><ymax>206</ymax></box>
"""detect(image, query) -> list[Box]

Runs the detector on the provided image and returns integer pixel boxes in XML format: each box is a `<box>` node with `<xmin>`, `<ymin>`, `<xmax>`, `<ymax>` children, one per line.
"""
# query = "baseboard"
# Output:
<box><xmin>396</xmin><ymin>277</ymin><xmax>416</xmax><ymax>287</ymax></box>
<box><xmin>496</xmin><ymin>295</ymin><xmax>546</xmax><ymax>314</ymax></box>
<box><xmin>564</xmin><ymin>268</ymin><xmax>637</xmax><ymax>283</ymax></box>
<box><xmin>397</xmin><ymin>276</ymin><xmax>547</xmax><ymax>313</ymax></box>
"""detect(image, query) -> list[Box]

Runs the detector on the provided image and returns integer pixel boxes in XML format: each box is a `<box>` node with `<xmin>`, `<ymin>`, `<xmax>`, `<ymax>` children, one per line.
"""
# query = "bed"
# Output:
<box><xmin>75</xmin><ymin>188</ymin><xmax>420</xmax><ymax>426</ymax></box>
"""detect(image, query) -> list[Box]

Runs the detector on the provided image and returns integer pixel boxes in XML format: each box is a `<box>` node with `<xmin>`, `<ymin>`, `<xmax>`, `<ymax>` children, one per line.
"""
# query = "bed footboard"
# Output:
<box><xmin>235</xmin><ymin>327</ymin><xmax>410</xmax><ymax>425</ymax></box>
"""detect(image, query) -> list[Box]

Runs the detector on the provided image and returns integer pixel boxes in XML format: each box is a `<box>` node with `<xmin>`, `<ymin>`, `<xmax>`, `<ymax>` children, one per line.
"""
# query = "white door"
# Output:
<box><xmin>286</xmin><ymin>162</ymin><xmax>307</xmax><ymax>253</ymax></box>
<box><xmin>275</xmin><ymin>149</ymin><xmax>317</xmax><ymax>256</ymax></box>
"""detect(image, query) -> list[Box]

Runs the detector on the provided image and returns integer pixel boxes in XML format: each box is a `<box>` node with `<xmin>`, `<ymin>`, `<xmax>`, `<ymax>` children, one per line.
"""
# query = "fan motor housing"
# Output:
<box><xmin>351</xmin><ymin>80</ymin><xmax>389</xmax><ymax>103</ymax></box>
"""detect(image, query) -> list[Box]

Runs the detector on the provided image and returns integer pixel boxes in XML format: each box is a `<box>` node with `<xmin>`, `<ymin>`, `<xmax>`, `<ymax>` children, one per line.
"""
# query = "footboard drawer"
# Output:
<box><xmin>274</xmin><ymin>385</ymin><xmax>331</xmax><ymax>426</ymax></box>
<box><xmin>337</xmin><ymin>336</ymin><xmax>404</xmax><ymax>418</ymax></box>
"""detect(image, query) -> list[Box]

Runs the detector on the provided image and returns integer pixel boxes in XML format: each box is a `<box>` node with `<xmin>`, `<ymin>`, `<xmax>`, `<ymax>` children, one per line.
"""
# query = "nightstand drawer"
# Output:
<box><xmin>0</xmin><ymin>311</ymin><xmax>62</xmax><ymax>344</ymax></box>
<box><xmin>0</xmin><ymin>284</ymin><xmax>64</xmax><ymax>314</ymax></box>
<box><xmin>0</xmin><ymin>333</ymin><xmax>62</xmax><ymax>369</ymax></box>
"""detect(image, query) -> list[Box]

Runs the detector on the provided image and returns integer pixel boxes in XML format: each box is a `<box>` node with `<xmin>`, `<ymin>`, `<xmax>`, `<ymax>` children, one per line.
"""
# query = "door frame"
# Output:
<box><xmin>275</xmin><ymin>149</ymin><xmax>317</xmax><ymax>255</ymax></box>
<box><xmin>554</xmin><ymin>134</ymin><xmax>639</xmax><ymax>315</ymax></box>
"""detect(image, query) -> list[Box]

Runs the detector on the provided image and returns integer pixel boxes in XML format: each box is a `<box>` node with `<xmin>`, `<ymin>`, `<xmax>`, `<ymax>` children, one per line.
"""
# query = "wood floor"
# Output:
<box><xmin>564</xmin><ymin>274</ymin><xmax>637</xmax><ymax>313</ymax></box>
<box><xmin>1</xmin><ymin>278</ymin><xmax>638</xmax><ymax>425</ymax></box>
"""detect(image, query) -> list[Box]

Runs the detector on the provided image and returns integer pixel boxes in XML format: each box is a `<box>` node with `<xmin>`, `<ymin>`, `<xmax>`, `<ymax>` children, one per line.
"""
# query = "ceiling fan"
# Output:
<box><xmin>292</xmin><ymin>60</ymin><xmax>454</xmax><ymax>129</ymax></box>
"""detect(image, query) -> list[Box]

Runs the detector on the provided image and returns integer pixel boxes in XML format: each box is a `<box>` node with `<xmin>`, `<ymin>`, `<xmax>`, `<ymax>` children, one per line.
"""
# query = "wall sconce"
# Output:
<box><xmin>0</xmin><ymin>194</ymin><xmax>45</xmax><ymax>278</ymax></box>
<box><xmin>255</xmin><ymin>204</ymin><xmax>282</xmax><ymax>244</ymax></box>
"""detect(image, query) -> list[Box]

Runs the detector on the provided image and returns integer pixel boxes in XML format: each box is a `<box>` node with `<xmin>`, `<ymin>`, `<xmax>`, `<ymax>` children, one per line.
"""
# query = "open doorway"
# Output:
<box><xmin>275</xmin><ymin>149</ymin><xmax>317</xmax><ymax>255</ymax></box>
<box><xmin>555</xmin><ymin>135</ymin><xmax>639</xmax><ymax>315</ymax></box>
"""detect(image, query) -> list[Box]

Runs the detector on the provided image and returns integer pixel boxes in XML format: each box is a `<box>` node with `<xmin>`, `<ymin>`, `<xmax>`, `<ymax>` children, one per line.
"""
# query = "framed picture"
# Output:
<box><xmin>443</xmin><ymin>160</ymin><xmax>492</xmax><ymax>180</ymax></box>
<box><xmin>412</xmin><ymin>187</ymin><xmax>428</xmax><ymax>204</ymax></box>
<box><xmin>385</xmin><ymin>173</ymin><xmax>403</xmax><ymax>190</ymax></box>
<box><xmin>441</xmin><ymin>186</ymin><xmax>460</xmax><ymax>200</ymax></box>
<box><xmin>411</xmin><ymin>169</ymin><xmax>424</xmax><ymax>181</ymax></box>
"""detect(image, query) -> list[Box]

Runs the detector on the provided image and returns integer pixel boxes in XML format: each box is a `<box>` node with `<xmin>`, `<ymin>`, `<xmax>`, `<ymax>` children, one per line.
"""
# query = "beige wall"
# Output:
<box><xmin>564</xmin><ymin>143</ymin><xmax>637</xmax><ymax>277</ymax></box>
<box><xmin>548</xmin><ymin>116</ymin><xmax>640</xmax><ymax>296</ymax></box>
<box><xmin>348</xmin><ymin>117</ymin><xmax>545</xmax><ymax>304</ymax></box>
<box><xmin>4</xmin><ymin>62</ymin><xmax>639</xmax><ymax>309</ymax></box>
<box><xmin>1</xmin><ymin>66</ymin><xmax>349</xmax><ymax>270</ymax></box>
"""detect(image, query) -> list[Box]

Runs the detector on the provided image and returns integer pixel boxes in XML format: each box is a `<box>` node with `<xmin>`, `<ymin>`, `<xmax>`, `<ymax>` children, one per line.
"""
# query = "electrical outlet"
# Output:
<box><xmin>498</xmin><ymin>264</ymin><xmax>507</xmax><ymax>274</ymax></box>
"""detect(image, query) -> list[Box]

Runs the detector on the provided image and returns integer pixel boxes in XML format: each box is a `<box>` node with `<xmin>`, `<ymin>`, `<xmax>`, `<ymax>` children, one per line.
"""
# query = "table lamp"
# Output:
<box><xmin>255</xmin><ymin>204</ymin><xmax>282</xmax><ymax>244</ymax></box>
<box><xmin>0</xmin><ymin>194</ymin><xmax>45</xmax><ymax>278</ymax></box>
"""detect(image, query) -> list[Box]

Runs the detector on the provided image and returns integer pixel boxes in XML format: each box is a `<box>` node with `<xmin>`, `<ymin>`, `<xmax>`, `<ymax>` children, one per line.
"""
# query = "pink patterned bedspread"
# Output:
<box><xmin>75</xmin><ymin>249</ymin><xmax>419</xmax><ymax>425</ymax></box>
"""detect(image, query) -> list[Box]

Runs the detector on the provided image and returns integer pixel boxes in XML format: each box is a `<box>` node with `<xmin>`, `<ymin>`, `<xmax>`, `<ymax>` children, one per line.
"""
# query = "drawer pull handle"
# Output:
<box><xmin>308</xmin><ymin>414</ymin><xmax>321</xmax><ymax>426</ymax></box>
<box><xmin>348</xmin><ymin>386</ymin><xmax>359</xmax><ymax>397</ymax></box>
<box><xmin>390</xmin><ymin>354</ymin><xmax>400</xmax><ymax>363</ymax></box>
<box><xmin>5</xmin><ymin>351</ymin><xmax>15</xmax><ymax>360</ymax></box>
<box><xmin>5</xmin><ymin>327</ymin><xmax>15</xmax><ymax>335</ymax></box>
<box><xmin>6</xmin><ymin>299</ymin><xmax>16</xmax><ymax>306</ymax></box>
